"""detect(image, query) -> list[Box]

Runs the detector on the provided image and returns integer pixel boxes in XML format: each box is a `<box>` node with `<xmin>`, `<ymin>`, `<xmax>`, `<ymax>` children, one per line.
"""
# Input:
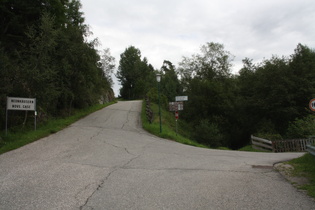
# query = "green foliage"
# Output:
<box><xmin>238</xmin><ymin>145</ymin><xmax>267</xmax><ymax>152</ymax></box>
<box><xmin>141</xmin><ymin>100</ymin><xmax>207</xmax><ymax>148</ymax></box>
<box><xmin>255</xmin><ymin>133</ymin><xmax>283</xmax><ymax>141</ymax></box>
<box><xmin>146</xmin><ymin>88</ymin><xmax>168</xmax><ymax>109</ymax></box>
<box><xmin>178</xmin><ymin>42</ymin><xmax>238</xmax><ymax>148</ymax></box>
<box><xmin>177</xmin><ymin>42</ymin><xmax>315</xmax><ymax>149</ymax></box>
<box><xmin>160</xmin><ymin>60</ymin><xmax>182</xmax><ymax>101</ymax></box>
<box><xmin>254</xmin><ymin>119</ymin><xmax>283</xmax><ymax>141</ymax></box>
<box><xmin>237</xmin><ymin>44</ymin><xmax>315</xmax><ymax>142</ymax></box>
<box><xmin>116</xmin><ymin>46</ymin><xmax>156</xmax><ymax>99</ymax></box>
<box><xmin>192</xmin><ymin>119</ymin><xmax>224</xmax><ymax>148</ymax></box>
<box><xmin>0</xmin><ymin>0</ymin><xmax>115</xmax><ymax>130</ymax></box>
<box><xmin>178</xmin><ymin>42</ymin><xmax>234</xmax><ymax>84</ymax></box>
<box><xmin>286</xmin><ymin>115</ymin><xmax>315</xmax><ymax>138</ymax></box>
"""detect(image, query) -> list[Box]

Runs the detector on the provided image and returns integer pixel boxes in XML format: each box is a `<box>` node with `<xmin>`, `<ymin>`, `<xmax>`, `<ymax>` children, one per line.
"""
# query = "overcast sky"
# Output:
<box><xmin>80</xmin><ymin>0</ymin><xmax>315</xmax><ymax>96</ymax></box>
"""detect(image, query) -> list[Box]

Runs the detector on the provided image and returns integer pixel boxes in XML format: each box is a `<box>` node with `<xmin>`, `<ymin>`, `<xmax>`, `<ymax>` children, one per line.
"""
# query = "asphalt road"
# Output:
<box><xmin>0</xmin><ymin>101</ymin><xmax>314</xmax><ymax>210</ymax></box>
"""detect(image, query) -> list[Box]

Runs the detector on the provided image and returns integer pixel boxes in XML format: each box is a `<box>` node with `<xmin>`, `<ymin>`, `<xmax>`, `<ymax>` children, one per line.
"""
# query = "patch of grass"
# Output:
<box><xmin>141</xmin><ymin>100</ymin><xmax>208</xmax><ymax>148</ymax></box>
<box><xmin>0</xmin><ymin>101</ymin><xmax>116</xmax><ymax>155</ymax></box>
<box><xmin>287</xmin><ymin>153</ymin><xmax>315</xmax><ymax>198</ymax></box>
<box><xmin>238</xmin><ymin>145</ymin><xmax>269</xmax><ymax>152</ymax></box>
<box><xmin>217</xmin><ymin>147</ymin><xmax>230</xmax><ymax>150</ymax></box>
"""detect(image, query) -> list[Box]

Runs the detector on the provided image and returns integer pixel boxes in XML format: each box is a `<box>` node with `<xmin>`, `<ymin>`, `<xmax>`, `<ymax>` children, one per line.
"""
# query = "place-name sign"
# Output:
<box><xmin>7</xmin><ymin>97</ymin><xmax>36</xmax><ymax>111</ymax></box>
<box><xmin>175</xmin><ymin>96</ymin><xmax>188</xmax><ymax>102</ymax></box>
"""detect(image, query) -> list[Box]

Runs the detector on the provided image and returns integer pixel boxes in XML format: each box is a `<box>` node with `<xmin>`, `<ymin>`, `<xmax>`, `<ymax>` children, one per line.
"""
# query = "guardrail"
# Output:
<box><xmin>306</xmin><ymin>144</ymin><xmax>315</xmax><ymax>157</ymax></box>
<box><xmin>251</xmin><ymin>135</ymin><xmax>274</xmax><ymax>152</ymax></box>
<box><xmin>251</xmin><ymin>135</ymin><xmax>315</xmax><ymax>153</ymax></box>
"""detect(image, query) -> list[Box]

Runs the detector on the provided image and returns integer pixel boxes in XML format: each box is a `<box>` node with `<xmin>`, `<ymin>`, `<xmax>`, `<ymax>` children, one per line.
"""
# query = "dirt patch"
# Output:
<box><xmin>274</xmin><ymin>163</ymin><xmax>310</xmax><ymax>187</ymax></box>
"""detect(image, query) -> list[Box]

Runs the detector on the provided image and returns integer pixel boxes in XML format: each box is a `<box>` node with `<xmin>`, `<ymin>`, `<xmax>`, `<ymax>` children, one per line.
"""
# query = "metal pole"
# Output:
<box><xmin>158</xmin><ymin>82</ymin><xmax>162</xmax><ymax>133</ymax></box>
<box><xmin>176</xmin><ymin>119</ymin><xmax>178</xmax><ymax>136</ymax></box>
<box><xmin>34</xmin><ymin>111</ymin><xmax>37</xmax><ymax>131</ymax></box>
<box><xmin>5</xmin><ymin>96</ymin><xmax>8</xmax><ymax>136</ymax></box>
<box><xmin>34</xmin><ymin>99</ymin><xmax>37</xmax><ymax>131</ymax></box>
<box><xmin>5</xmin><ymin>109</ymin><xmax>8</xmax><ymax>136</ymax></box>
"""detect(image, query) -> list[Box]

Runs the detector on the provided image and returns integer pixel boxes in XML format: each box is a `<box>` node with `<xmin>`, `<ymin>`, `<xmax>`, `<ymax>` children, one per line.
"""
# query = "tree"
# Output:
<box><xmin>160</xmin><ymin>60</ymin><xmax>182</xmax><ymax>101</ymax></box>
<box><xmin>116</xmin><ymin>46</ymin><xmax>155</xmax><ymax>99</ymax></box>
<box><xmin>116</xmin><ymin>46</ymin><xmax>141</xmax><ymax>99</ymax></box>
<box><xmin>100</xmin><ymin>48</ymin><xmax>115</xmax><ymax>86</ymax></box>
<box><xmin>237</xmin><ymin>56</ymin><xmax>294</xmax><ymax>140</ymax></box>
<box><xmin>178</xmin><ymin>42</ymin><xmax>235</xmax><ymax>147</ymax></box>
<box><xmin>0</xmin><ymin>0</ymin><xmax>67</xmax><ymax>54</ymax></box>
<box><xmin>20</xmin><ymin>12</ymin><xmax>60</xmax><ymax>113</ymax></box>
<box><xmin>289</xmin><ymin>44</ymin><xmax>315</xmax><ymax>117</ymax></box>
<box><xmin>0</xmin><ymin>0</ymin><xmax>115</xmax><ymax>129</ymax></box>
<box><xmin>178</xmin><ymin>42</ymin><xmax>234</xmax><ymax>81</ymax></box>
<box><xmin>237</xmin><ymin>44</ymin><xmax>315</xmax><ymax>139</ymax></box>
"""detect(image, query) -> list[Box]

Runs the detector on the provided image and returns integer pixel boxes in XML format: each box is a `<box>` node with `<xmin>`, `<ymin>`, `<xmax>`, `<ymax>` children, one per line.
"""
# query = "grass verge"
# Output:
<box><xmin>238</xmin><ymin>145</ymin><xmax>270</xmax><ymax>152</ymax></box>
<box><xmin>141</xmin><ymin>100</ymin><xmax>208</xmax><ymax>148</ymax></box>
<box><xmin>0</xmin><ymin>101</ymin><xmax>116</xmax><ymax>155</ymax></box>
<box><xmin>286</xmin><ymin>153</ymin><xmax>315</xmax><ymax>198</ymax></box>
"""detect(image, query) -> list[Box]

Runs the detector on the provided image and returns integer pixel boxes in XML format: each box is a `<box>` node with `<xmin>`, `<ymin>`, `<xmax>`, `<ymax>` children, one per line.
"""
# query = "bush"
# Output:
<box><xmin>286</xmin><ymin>115</ymin><xmax>315</xmax><ymax>138</ymax></box>
<box><xmin>254</xmin><ymin>118</ymin><xmax>283</xmax><ymax>141</ymax></box>
<box><xmin>146</xmin><ymin>88</ymin><xmax>168</xmax><ymax>109</ymax></box>
<box><xmin>255</xmin><ymin>133</ymin><xmax>283</xmax><ymax>141</ymax></box>
<box><xmin>192</xmin><ymin>119</ymin><xmax>224</xmax><ymax>148</ymax></box>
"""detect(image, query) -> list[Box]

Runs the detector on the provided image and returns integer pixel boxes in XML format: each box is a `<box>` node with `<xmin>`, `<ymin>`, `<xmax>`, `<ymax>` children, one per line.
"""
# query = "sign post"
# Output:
<box><xmin>6</xmin><ymin>97</ymin><xmax>37</xmax><ymax>135</ymax></box>
<box><xmin>175</xmin><ymin>111</ymin><xmax>179</xmax><ymax>135</ymax></box>
<box><xmin>169</xmin><ymin>96</ymin><xmax>188</xmax><ymax>136</ymax></box>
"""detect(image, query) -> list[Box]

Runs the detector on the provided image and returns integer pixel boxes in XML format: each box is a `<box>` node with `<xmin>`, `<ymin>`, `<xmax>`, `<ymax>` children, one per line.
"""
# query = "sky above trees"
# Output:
<box><xmin>80</xmin><ymin>0</ymin><xmax>315</xmax><ymax>95</ymax></box>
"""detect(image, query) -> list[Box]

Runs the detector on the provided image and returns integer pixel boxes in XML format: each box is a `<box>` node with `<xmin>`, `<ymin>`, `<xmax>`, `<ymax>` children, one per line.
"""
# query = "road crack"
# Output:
<box><xmin>79</xmin><ymin>167</ymin><xmax>118</xmax><ymax>210</ymax></box>
<box><xmin>79</xmin><ymin>154</ymin><xmax>141</xmax><ymax>209</ymax></box>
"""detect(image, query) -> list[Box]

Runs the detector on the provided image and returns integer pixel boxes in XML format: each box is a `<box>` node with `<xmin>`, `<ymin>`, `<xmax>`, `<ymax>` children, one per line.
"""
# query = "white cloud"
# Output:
<box><xmin>81</xmin><ymin>0</ymin><xmax>315</xmax><ymax>95</ymax></box>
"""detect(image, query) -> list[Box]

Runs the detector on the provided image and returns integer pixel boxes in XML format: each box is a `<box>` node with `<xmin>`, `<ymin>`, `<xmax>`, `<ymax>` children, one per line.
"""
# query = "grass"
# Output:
<box><xmin>0</xmin><ymin>101</ymin><xmax>116</xmax><ymax>155</ymax></box>
<box><xmin>238</xmin><ymin>145</ymin><xmax>270</xmax><ymax>152</ymax></box>
<box><xmin>141</xmin><ymin>100</ymin><xmax>208</xmax><ymax>148</ymax></box>
<box><xmin>286</xmin><ymin>153</ymin><xmax>315</xmax><ymax>198</ymax></box>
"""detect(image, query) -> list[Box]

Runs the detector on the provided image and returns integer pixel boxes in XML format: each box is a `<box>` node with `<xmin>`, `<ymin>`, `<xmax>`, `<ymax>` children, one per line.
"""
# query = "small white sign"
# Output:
<box><xmin>175</xmin><ymin>96</ymin><xmax>188</xmax><ymax>102</ymax></box>
<box><xmin>7</xmin><ymin>97</ymin><xmax>36</xmax><ymax>111</ymax></box>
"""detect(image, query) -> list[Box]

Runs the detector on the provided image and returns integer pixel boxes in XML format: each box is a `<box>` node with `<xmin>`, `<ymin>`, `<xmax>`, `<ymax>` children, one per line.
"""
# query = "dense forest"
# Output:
<box><xmin>179</xmin><ymin>43</ymin><xmax>315</xmax><ymax>148</ymax></box>
<box><xmin>1</xmin><ymin>1</ymin><xmax>315</xmax><ymax>149</ymax></box>
<box><xmin>117</xmin><ymin>43</ymin><xmax>315</xmax><ymax>149</ymax></box>
<box><xmin>0</xmin><ymin>0</ymin><xmax>115</xmax><ymax>129</ymax></box>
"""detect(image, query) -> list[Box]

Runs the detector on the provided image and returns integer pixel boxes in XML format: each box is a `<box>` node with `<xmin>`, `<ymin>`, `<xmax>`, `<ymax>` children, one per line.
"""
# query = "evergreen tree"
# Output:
<box><xmin>0</xmin><ymin>0</ymin><xmax>114</xmax><ymax>129</ymax></box>
<box><xmin>160</xmin><ymin>60</ymin><xmax>182</xmax><ymax>101</ymax></box>
<box><xmin>117</xmin><ymin>46</ymin><xmax>155</xmax><ymax>99</ymax></box>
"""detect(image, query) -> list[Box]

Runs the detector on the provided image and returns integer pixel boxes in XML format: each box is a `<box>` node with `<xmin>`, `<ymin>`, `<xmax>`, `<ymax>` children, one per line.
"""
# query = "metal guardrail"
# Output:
<box><xmin>306</xmin><ymin>144</ymin><xmax>315</xmax><ymax>157</ymax></box>
<box><xmin>251</xmin><ymin>135</ymin><xmax>273</xmax><ymax>152</ymax></box>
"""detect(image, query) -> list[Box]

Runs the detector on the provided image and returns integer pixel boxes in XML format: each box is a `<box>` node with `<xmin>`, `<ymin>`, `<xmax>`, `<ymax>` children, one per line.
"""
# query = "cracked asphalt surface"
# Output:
<box><xmin>0</xmin><ymin>101</ymin><xmax>314</xmax><ymax>209</ymax></box>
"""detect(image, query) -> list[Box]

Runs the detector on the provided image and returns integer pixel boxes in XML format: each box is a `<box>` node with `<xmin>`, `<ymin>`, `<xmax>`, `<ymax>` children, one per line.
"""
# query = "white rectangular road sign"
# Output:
<box><xmin>175</xmin><ymin>96</ymin><xmax>188</xmax><ymax>102</ymax></box>
<box><xmin>7</xmin><ymin>97</ymin><xmax>36</xmax><ymax>111</ymax></box>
